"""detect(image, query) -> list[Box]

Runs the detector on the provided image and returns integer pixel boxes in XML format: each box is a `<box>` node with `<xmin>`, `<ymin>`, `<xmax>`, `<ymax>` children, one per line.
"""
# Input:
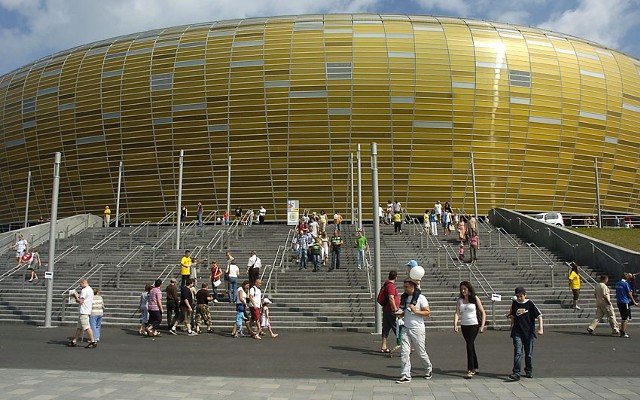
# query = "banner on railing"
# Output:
<box><xmin>287</xmin><ymin>200</ymin><xmax>299</xmax><ymax>226</ymax></box>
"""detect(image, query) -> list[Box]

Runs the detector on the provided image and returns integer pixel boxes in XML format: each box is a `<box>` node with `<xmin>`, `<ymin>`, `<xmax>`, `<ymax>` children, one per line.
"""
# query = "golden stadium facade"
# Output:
<box><xmin>1</xmin><ymin>14</ymin><xmax>640</xmax><ymax>224</ymax></box>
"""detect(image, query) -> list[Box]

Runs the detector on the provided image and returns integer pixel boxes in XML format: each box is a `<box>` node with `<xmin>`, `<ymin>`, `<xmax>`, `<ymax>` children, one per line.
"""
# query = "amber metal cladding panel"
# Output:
<box><xmin>1</xmin><ymin>14</ymin><xmax>640</xmax><ymax>224</ymax></box>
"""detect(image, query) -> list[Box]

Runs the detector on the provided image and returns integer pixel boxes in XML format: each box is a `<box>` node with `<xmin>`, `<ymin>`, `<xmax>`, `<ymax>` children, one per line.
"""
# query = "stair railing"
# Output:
<box><xmin>205</xmin><ymin>230</ymin><xmax>226</xmax><ymax>261</ymax></box>
<box><xmin>128</xmin><ymin>221</ymin><xmax>151</xmax><ymax>247</ymax></box>
<box><xmin>264</xmin><ymin>229</ymin><xmax>295</xmax><ymax>295</ymax></box>
<box><xmin>59</xmin><ymin>263</ymin><xmax>105</xmax><ymax>322</ymax></box>
<box><xmin>525</xmin><ymin>242</ymin><xmax>556</xmax><ymax>287</ymax></box>
<box><xmin>151</xmin><ymin>230</ymin><xmax>175</xmax><ymax>267</ymax></box>
<box><xmin>157</xmin><ymin>263</ymin><xmax>179</xmax><ymax>282</ymax></box>
<box><xmin>115</xmin><ymin>245</ymin><xmax>145</xmax><ymax>289</ymax></box>
<box><xmin>156</xmin><ymin>211</ymin><xmax>176</xmax><ymax>236</ymax></box>
<box><xmin>90</xmin><ymin>230</ymin><xmax>121</xmax><ymax>268</ymax></box>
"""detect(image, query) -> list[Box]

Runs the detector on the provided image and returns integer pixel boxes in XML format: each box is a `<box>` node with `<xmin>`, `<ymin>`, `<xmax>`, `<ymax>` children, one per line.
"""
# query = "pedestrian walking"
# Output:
<box><xmin>146</xmin><ymin>279</ymin><xmax>163</xmax><ymax>337</ymax></box>
<box><xmin>453</xmin><ymin>281</ymin><xmax>486</xmax><ymax>379</ymax></box>
<box><xmin>355</xmin><ymin>230</ymin><xmax>368</xmax><ymax>270</ymax></box>
<box><xmin>379</xmin><ymin>270</ymin><xmax>401</xmax><ymax>353</ymax></box>
<box><xmin>138</xmin><ymin>284</ymin><xmax>151</xmax><ymax>335</ymax></box>
<box><xmin>616</xmin><ymin>272</ymin><xmax>638</xmax><ymax>338</ymax></box>
<box><xmin>67</xmin><ymin>278</ymin><xmax>97</xmax><ymax>348</ymax></box>
<box><xmin>90</xmin><ymin>288</ymin><xmax>104</xmax><ymax>342</ymax></box>
<box><xmin>587</xmin><ymin>274</ymin><xmax>620</xmax><ymax>336</ymax></box>
<box><xmin>396</xmin><ymin>278</ymin><xmax>433</xmax><ymax>383</ymax></box>
<box><xmin>165</xmin><ymin>278</ymin><xmax>179</xmax><ymax>331</ymax></box>
<box><xmin>329</xmin><ymin>230</ymin><xmax>343</xmax><ymax>271</ymax></box>
<box><xmin>508</xmin><ymin>287</ymin><xmax>543</xmax><ymax>380</ymax></box>
<box><xmin>568</xmin><ymin>262</ymin><xmax>582</xmax><ymax>310</ymax></box>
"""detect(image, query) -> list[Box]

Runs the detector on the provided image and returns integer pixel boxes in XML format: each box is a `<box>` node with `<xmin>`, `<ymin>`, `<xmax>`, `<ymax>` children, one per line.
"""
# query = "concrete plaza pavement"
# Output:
<box><xmin>0</xmin><ymin>323</ymin><xmax>638</xmax><ymax>399</ymax></box>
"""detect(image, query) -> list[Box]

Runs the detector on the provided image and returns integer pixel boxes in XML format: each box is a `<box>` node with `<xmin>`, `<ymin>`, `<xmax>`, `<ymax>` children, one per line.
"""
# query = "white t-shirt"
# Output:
<box><xmin>259</xmin><ymin>207</ymin><xmax>266</xmax><ymax>217</ymax></box>
<box><xmin>16</xmin><ymin>239</ymin><xmax>28</xmax><ymax>253</ymax></box>
<box><xmin>403</xmin><ymin>294</ymin><xmax>429</xmax><ymax>329</ymax></box>
<box><xmin>248</xmin><ymin>255</ymin><xmax>261</xmax><ymax>269</ymax></box>
<box><xmin>434</xmin><ymin>203</ymin><xmax>442</xmax><ymax>214</ymax></box>
<box><xmin>458</xmin><ymin>298</ymin><xmax>479</xmax><ymax>326</ymax></box>
<box><xmin>237</xmin><ymin>287</ymin><xmax>246</xmax><ymax>305</ymax></box>
<box><xmin>228</xmin><ymin>264</ymin><xmax>239</xmax><ymax>278</ymax></box>
<box><xmin>249</xmin><ymin>286</ymin><xmax>262</xmax><ymax>308</ymax></box>
<box><xmin>79</xmin><ymin>286</ymin><xmax>94</xmax><ymax>315</ymax></box>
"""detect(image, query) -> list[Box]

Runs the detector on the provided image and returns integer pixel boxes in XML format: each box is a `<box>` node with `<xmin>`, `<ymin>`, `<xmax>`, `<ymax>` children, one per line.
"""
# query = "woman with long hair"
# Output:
<box><xmin>453</xmin><ymin>281</ymin><xmax>486</xmax><ymax>379</ymax></box>
<box><xmin>568</xmin><ymin>262</ymin><xmax>581</xmax><ymax>310</ymax></box>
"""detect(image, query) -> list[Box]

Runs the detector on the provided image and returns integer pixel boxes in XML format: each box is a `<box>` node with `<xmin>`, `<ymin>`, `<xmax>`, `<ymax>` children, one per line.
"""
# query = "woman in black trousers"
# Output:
<box><xmin>453</xmin><ymin>281</ymin><xmax>486</xmax><ymax>379</ymax></box>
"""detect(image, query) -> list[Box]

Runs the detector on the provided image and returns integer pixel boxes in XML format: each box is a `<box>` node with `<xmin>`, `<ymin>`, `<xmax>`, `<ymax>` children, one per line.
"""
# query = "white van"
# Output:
<box><xmin>534</xmin><ymin>212</ymin><xmax>565</xmax><ymax>227</ymax></box>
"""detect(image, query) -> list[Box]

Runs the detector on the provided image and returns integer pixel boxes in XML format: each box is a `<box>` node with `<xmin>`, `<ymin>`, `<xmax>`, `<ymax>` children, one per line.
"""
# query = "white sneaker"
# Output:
<box><xmin>213</xmin><ymin>299</ymin><xmax>219</xmax><ymax>303</ymax></box>
<box><xmin>188</xmin><ymin>331</ymin><xmax>198</xmax><ymax>336</ymax></box>
<box><xmin>169</xmin><ymin>328</ymin><xmax>177</xmax><ymax>335</ymax></box>
<box><xmin>396</xmin><ymin>377</ymin><xmax>411</xmax><ymax>384</ymax></box>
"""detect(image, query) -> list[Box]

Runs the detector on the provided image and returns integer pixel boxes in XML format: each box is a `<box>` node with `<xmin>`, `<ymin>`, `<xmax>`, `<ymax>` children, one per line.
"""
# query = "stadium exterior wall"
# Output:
<box><xmin>0</xmin><ymin>14</ymin><xmax>639</xmax><ymax>224</ymax></box>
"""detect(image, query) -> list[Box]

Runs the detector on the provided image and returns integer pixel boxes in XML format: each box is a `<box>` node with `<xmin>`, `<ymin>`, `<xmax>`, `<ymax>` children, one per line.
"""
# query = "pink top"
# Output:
<box><xmin>148</xmin><ymin>287</ymin><xmax>162</xmax><ymax>311</ymax></box>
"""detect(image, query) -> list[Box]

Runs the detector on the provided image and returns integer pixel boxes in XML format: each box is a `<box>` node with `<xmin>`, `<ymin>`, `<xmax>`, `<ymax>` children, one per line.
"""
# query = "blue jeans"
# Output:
<box><xmin>299</xmin><ymin>249</ymin><xmax>307</xmax><ymax>269</ymax></box>
<box><xmin>197</xmin><ymin>212</ymin><xmax>203</xmax><ymax>226</ymax></box>
<box><xmin>512</xmin><ymin>335</ymin><xmax>535</xmax><ymax>375</ymax></box>
<box><xmin>228</xmin><ymin>277</ymin><xmax>237</xmax><ymax>303</ymax></box>
<box><xmin>357</xmin><ymin>249</ymin><xmax>365</xmax><ymax>269</ymax></box>
<box><xmin>312</xmin><ymin>254</ymin><xmax>321</xmax><ymax>270</ymax></box>
<box><xmin>89</xmin><ymin>315</ymin><xmax>102</xmax><ymax>341</ymax></box>
<box><xmin>331</xmin><ymin>248</ymin><xmax>341</xmax><ymax>269</ymax></box>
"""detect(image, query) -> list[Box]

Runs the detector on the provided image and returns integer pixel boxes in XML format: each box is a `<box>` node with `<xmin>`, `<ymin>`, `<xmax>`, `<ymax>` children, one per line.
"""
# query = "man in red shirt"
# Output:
<box><xmin>380</xmin><ymin>270</ymin><xmax>401</xmax><ymax>353</ymax></box>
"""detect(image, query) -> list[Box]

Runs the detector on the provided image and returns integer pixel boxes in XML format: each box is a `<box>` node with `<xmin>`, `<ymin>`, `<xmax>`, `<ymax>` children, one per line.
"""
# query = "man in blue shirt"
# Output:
<box><xmin>616</xmin><ymin>273</ymin><xmax>638</xmax><ymax>338</ymax></box>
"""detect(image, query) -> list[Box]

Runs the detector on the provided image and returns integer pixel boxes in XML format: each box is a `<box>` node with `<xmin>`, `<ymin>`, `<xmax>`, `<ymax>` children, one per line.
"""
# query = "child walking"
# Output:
<box><xmin>508</xmin><ymin>287</ymin><xmax>543</xmax><ymax>381</ymax></box>
<box><xmin>260</xmin><ymin>297</ymin><xmax>279</xmax><ymax>338</ymax></box>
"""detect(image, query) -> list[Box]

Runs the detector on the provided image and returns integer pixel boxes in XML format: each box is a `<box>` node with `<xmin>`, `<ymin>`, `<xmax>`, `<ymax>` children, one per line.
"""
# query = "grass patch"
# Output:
<box><xmin>572</xmin><ymin>228</ymin><xmax>640</xmax><ymax>253</ymax></box>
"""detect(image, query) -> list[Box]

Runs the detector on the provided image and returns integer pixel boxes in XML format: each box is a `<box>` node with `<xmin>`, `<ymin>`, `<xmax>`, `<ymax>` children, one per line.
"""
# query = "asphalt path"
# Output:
<box><xmin>0</xmin><ymin>324</ymin><xmax>635</xmax><ymax>380</ymax></box>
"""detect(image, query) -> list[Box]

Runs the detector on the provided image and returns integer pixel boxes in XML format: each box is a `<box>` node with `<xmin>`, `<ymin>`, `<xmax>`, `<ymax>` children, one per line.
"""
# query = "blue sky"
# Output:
<box><xmin>0</xmin><ymin>0</ymin><xmax>639</xmax><ymax>76</ymax></box>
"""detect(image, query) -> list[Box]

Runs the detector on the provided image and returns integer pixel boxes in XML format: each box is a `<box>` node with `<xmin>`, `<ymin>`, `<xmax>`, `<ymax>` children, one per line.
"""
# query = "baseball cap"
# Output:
<box><xmin>263</xmin><ymin>297</ymin><xmax>272</xmax><ymax>305</ymax></box>
<box><xmin>514</xmin><ymin>287</ymin><xmax>526</xmax><ymax>295</ymax></box>
<box><xmin>170</xmin><ymin>278</ymin><xmax>177</xmax><ymax>284</ymax></box>
<box><xmin>405</xmin><ymin>260</ymin><xmax>418</xmax><ymax>268</ymax></box>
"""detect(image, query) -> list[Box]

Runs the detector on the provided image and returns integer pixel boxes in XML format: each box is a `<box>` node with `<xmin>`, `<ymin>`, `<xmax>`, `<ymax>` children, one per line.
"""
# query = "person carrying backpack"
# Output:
<box><xmin>378</xmin><ymin>270</ymin><xmax>401</xmax><ymax>353</ymax></box>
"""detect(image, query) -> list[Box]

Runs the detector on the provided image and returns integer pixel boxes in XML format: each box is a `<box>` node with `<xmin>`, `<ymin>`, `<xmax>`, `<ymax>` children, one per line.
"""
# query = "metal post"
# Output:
<box><xmin>227</xmin><ymin>155</ymin><xmax>231</xmax><ymax>226</ymax></box>
<box><xmin>529</xmin><ymin>245</ymin><xmax>533</xmax><ymax>269</ymax></box>
<box><xmin>44</xmin><ymin>152</ymin><xmax>61</xmax><ymax>328</ymax></box>
<box><xmin>176</xmin><ymin>150</ymin><xmax>184</xmax><ymax>250</ymax></box>
<box><xmin>115</xmin><ymin>161</ymin><xmax>123</xmax><ymax>227</ymax></box>
<box><xmin>550</xmin><ymin>264</ymin><xmax>555</xmax><ymax>288</ymax></box>
<box><xmin>24</xmin><ymin>170</ymin><xmax>31</xmax><ymax>228</ymax></box>
<box><xmin>349</xmin><ymin>153</ymin><xmax>354</xmax><ymax>225</ymax></box>
<box><xmin>470</xmin><ymin>151</ymin><xmax>479</xmax><ymax>219</ymax></box>
<box><xmin>491</xmin><ymin>301</ymin><xmax>496</xmax><ymax>329</ymax></box>
<box><xmin>594</xmin><ymin>158</ymin><xmax>602</xmax><ymax>228</ymax></box>
<box><xmin>371</xmin><ymin>143</ymin><xmax>382</xmax><ymax>334</ymax></box>
<box><xmin>357</xmin><ymin>144</ymin><xmax>362</xmax><ymax>231</ymax></box>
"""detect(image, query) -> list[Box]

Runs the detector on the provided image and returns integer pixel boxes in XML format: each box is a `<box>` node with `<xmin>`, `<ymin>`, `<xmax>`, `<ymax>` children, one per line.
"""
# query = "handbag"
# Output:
<box><xmin>213</xmin><ymin>279</ymin><xmax>222</xmax><ymax>287</ymax></box>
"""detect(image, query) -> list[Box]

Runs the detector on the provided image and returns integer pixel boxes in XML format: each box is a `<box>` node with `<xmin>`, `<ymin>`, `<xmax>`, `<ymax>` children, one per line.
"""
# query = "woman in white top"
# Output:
<box><xmin>320</xmin><ymin>232</ymin><xmax>330</xmax><ymax>265</ymax></box>
<box><xmin>226</xmin><ymin>262</ymin><xmax>239</xmax><ymax>303</ymax></box>
<box><xmin>453</xmin><ymin>281</ymin><xmax>486</xmax><ymax>379</ymax></box>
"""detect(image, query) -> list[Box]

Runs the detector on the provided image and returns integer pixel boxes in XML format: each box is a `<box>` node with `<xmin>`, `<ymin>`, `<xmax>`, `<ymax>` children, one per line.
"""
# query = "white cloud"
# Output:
<box><xmin>538</xmin><ymin>0</ymin><xmax>640</xmax><ymax>49</ymax></box>
<box><xmin>0</xmin><ymin>0</ymin><xmax>382</xmax><ymax>75</ymax></box>
<box><xmin>411</xmin><ymin>0</ymin><xmax>470</xmax><ymax>16</ymax></box>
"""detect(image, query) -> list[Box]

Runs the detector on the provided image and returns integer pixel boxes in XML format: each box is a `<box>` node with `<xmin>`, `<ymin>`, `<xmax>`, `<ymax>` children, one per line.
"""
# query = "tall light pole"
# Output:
<box><xmin>24</xmin><ymin>170</ymin><xmax>31</xmax><ymax>228</ymax></box>
<box><xmin>595</xmin><ymin>158</ymin><xmax>602</xmax><ymax>228</ymax></box>
<box><xmin>371</xmin><ymin>142</ymin><xmax>382</xmax><ymax>334</ymax></box>
<box><xmin>176</xmin><ymin>150</ymin><xmax>184</xmax><ymax>250</ymax></box>
<box><xmin>44</xmin><ymin>152</ymin><xmax>61</xmax><ymax>328</ymax></box>
<box><xmin>349</xmin><ymin>153</ymin><xmax>354</xmax><ymax>224</ymax></box>
<box><xmin>357</xmin><ymin>144</ymin><xmax>362</xmax><ymax>231</ymax></box>
<box><xmin>227</xmin><ymin>155</ymin><xmax>231</xmax><ymax>224</ymax></box>
<box><xmin>470</xmin><ymin>151</ymin><xmax>479</xmax><ymax>219</ymax></box>
<box><xmin>115</xmin><ymin>161</ymin><xmax>123</xmax><ymax>227</ymax></box>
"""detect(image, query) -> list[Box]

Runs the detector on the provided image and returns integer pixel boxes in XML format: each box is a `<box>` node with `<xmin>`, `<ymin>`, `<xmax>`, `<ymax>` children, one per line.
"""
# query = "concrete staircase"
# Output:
<box><xmin>0</xmin><ymin>219</ymin><xmax>632</xmax><ymax>332</ymax></box>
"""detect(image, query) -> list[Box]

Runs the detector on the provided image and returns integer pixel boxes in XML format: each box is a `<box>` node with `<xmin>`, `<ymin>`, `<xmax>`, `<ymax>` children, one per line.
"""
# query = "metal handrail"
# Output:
<box><xmin>181</xmin><ymin>219</ymin><xmax>197</xmax><ymax>236</ymax></box>
<box><xmin>496</xmin><ymin>227</ymin><xmax>522</xmax><ymax>248</ymax></box>
<box><xmin>203</xmin><ymin>209</ymin><xmax>219</xmax><ymax>224</ymax></box>
<box><xmin>157</xmin><ymin>212</ymin><xmax>176</xmax><ymax>225</ymax></box>
<box><xmin>54</xmin><ymin>245</ymin><xmax>78</xmax><ymax>263</ymax></box>
<box><xmin>190</xmin><ymin>245</ymin><xmax>205</xmax><ymax>259</ymax></box>
<box><xmin>565</xmin><ymin>262</ymin><xmax>597</xmax><ymax>290</ymax></box>
<box><xmin>152</xmin><ymin>230</ymin><xmax>174</xmax><ymax>249</ymax></box>
<box><xmin>263</xmin><ymin>246</ymin><xmax>286</xmax><ymax>297</ymax></box>
<box><xmin>359</xmin><ymin>225</ymin><xmax>374</xmax><ymax>299</ymax></box>
<box><xmin>526</xmin><ymin>242</ymin><xmax>557</xmax><ymax>287</ymax></box>
<box><xmin>116</xmin><ymin>246</ymin><xmax>145</xmax><ymax>268</ymax></box>
<box><xmin>116</xmin><ymin>211</ymin><xmax>128</xmax><ymax>226</ymax></box>
<box><xmin>590</xmin><ymin>242</ymin><xmax>626</xmax><ymax>269</ymax></box>
<box><xmin>129</xmin><ymin>221</ymin><xmax>150</xmax><ymax>236</ymax></box>
<box><xmin>59</xmin><ymin>263</ymin><xmax>105</xmax><ymax>296</ymax></box>
<box><xmin>0</xmin><ymin>264</ymin><xmax>25</xmax><ymax>283</ymax></box>
<box><xmin>157</xmin><ymin>263</ymin><xmax>178</xmax><ymax>282</ymax></box>
<box><xmin>90</xmin><ymin>230</ymin><xmax>120</xmax><ymax>251</ymax></box>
